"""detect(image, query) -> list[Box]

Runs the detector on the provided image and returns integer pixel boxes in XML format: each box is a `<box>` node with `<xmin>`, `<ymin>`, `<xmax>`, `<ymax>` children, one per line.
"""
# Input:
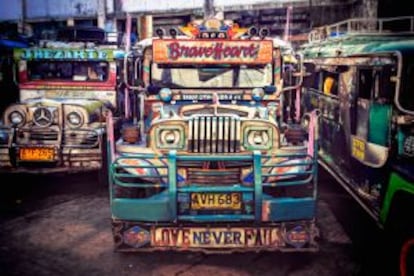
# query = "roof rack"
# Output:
<box><xmin>308</xmin><ymin>16</ymin><xmax>414</xmax><ymax>43</ymax></box>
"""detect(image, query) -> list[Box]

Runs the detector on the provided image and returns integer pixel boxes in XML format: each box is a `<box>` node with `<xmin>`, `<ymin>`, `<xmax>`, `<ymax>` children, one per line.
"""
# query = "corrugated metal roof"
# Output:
<box><xmin>301</xmin><ymin>34</ymin><xmax>414</xmax><ymax>58</ymax></box>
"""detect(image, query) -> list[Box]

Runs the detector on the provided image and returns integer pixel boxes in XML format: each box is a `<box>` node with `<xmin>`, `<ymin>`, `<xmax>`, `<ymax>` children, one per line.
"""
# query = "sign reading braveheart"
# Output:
<box><xmin>153</xmin><ymin>39</ymin><xmax>273</xmax><ymax>64</ymax></box>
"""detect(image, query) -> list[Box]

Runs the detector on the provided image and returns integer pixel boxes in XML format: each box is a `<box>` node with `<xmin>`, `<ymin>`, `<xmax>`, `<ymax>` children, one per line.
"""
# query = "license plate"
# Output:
<box><xmin>191</xmin><ymin>193</ymin><xmax>241</xmax><ymax>210</ymax></box>
<box><xmin>19</xmin><ymin>147</ymin><xmax>55</xmax><ymax>161</ymax></box>
<box><xmin>351</xmin><ymin>136</ymin><xmax>365</xmax><ymax>161</ymax></box>
<box><xmin>152</xmin><ymin>227</ymin><xmax>283</xmax><ymax>248</ymax></box>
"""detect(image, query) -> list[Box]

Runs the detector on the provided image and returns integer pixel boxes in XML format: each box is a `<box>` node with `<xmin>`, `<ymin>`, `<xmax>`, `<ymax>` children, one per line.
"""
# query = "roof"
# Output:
<box><xmin>301</xmin><ymin>34</ymin><xmax>414</xmax><ymax>58</ymax></box>
<box><xmin>300</xmin><ymin>16</ymin><xmax>414</xmax><ymax>58</ymax></box>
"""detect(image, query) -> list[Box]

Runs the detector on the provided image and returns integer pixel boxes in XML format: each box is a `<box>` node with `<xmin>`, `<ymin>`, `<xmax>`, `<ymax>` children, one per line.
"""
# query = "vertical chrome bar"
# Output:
<box><xmin>193</xmin><ymin>117</ymin><xmax>199</xmax><ymax>153</ymax></box>
<box><xmin>218</xmin><ymin>116</ymin><xmax>223</xmax><ymax>152</ymax></box>
<box><xmin>206</xmin><ymin>116</ymin><xmax>211</xmax><ymax>153</ymax></box>
<box><xmin>199</xmin><ymin>116</ymin><xmax>205</xmax><ymax>153</ymax></box>
<box><xmin>235</xmin><ymin>118</ymin><xmax>241</xmax><ymax>152</ymax></box>
<box><xmin>188</xmin><ymin>118</ymin><xmax>193</xmax><ymax>152</ymax></box>
<box><xmin>229</xmin><ymin>117</ymin><xmax>235</xmax><ymax>152</ymax></box>
<box><xmin>211</xmin><ymin>116</ymin><xmax>217</xmax><ymax>153</ymax></box>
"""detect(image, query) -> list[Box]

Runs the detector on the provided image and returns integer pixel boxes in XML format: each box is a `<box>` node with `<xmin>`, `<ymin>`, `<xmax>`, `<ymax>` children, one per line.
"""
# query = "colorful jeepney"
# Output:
<box><xmin>0</xmin><ymin>27</ymin><xmax>125</xmax><ymax>182</ymax></box>
<box><xmin>108</xmin><ymin>18</ymin><xmax>319</xmax><ymax>252</ymax></box>
<box><xmin>300</xmin><ymin>17</ymin><xmax>414</xmax><ymax>274</ymax></box>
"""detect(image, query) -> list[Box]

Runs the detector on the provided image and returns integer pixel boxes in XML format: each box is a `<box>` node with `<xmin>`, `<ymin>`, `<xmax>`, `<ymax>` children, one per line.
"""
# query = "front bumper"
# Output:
<box><xmin>111</xmin><ymin>149</ymin><xmax>317</xmax><ymax>221</ymax></box>
<box><xmin>0</xmin><ymin>126</ymin><xmax>104</xmax><ymax>174</ymax></box>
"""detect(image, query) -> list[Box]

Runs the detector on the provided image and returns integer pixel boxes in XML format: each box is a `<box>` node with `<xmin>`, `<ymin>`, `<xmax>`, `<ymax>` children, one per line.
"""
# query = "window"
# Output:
<box><xmin>375</xmin><ymin>65</ymin><xmax>395</xmax><ymax>102</ymax></box>
<box><xmin>27</xmin><ymin>61</ymin><xmax>108</xmax><ymax>82</ymax></box>
<box><xmin>321</xmin><ymin>70</ymin><xmax>339</xmax><ymax>95</ymax></box>
<box><xmin>150</xmin><ymin>63</ymin><xmax>273</xmax><ymax>88</ymax></box>
<box><xmin>357</xmin><ymin>68</ymin><xmax>373</xmax><ymax>99</ymax></box>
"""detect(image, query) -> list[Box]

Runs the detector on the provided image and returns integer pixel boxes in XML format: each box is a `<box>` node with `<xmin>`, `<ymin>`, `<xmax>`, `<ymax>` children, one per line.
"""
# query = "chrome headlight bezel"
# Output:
<box><xmin>66</xmin><ymin>111</ymin><xmax>84</xmax><ymax>128</ymax></box>
<box><xmin>8</xmin><ymin>110</ymin><xmax>26</xmax><ymax>127</ymax></box>
<box><xmin>243</xmin><ymin>125</ymin><xmax>273</xmax><ymax>150</ymax></box>
<box><xmin>155</xmin><ymin>125</ymin><xmax>185</xmax><ymax>149</ymax></box>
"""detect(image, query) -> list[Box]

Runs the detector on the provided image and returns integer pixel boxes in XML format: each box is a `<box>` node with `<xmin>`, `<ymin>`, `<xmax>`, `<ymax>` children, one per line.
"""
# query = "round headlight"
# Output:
<box><xmin>252</xmin><ymin>88</ymin><xmax>264</xmax><ymax>102</ymax></box>
<box><xmin>159</xmin><ymin>88</ymin><xmax>172</xmax><ymax>102</ymax></box>
<box><xmin>161</xmin><ymin>129</ymin><xmax>179</xmax><ymax>145</ymax></box>
<box><xmin>67</xmin><ymin>112</ymin><xmax>83</xmax><ymax>127</ymax></box>
<box><xmin>248</xmin><ymin>130</ymin><xmax>269</xmax><ymax>146</ymax></box>
<box><xmin>9</xmin><ymin>111</ymin><xmax>25</xmax><ymax>126</ymax></box>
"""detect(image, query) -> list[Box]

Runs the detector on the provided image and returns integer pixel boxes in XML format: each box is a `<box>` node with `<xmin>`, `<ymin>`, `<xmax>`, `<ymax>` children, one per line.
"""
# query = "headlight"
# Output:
<box><xmin>67</xmin><ymin>112</ymin><xmax>83</xmax><ymax>127</ymax></box>
<box><xmin>159</xmin><ymin>88</ymin><xmax>172</xmax><ymax>102</ymax></box>
<box><xmin>162</xmin><ymin>130</ymin><xmax>178</xmax><ymax>144</ymax></box>
<box><xmin>156</xmin><ymin>126</ymin><xmax>184</xmax><ymax>149</ymax></box>
<box><xmin>244</xmin><ymin>126</ymin><xmax>272</xmax><ymax>150</ymax></box>
<box><xmin>8</xmin><ymin>111</ymin><xmax>25</xmax><ymax>126</ymax></box>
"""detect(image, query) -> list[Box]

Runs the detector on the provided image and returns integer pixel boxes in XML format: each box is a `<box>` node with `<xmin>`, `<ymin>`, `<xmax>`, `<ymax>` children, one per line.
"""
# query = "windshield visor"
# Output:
<box><xmin>150</xmin><ymin>64</ymin><xmax>273</xmax><ymax>89</ymax></box>
<box><xmin>26</xmin><ymin>61</ymin><xmax>109</xmax><ymax>82</ymax></box>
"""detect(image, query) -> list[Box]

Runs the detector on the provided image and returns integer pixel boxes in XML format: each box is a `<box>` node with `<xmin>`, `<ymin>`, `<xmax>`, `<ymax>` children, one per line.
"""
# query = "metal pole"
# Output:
<box><xmin>309</xmin><ymin>0</ymin><xmax>313</xmax><ymax>29</ymax></box>
<box><xmin>284</xmin><ymin>5</ymin><xmax>292</xmax><ymax>41</ymax></box>
<box><xmin>204</xmin><ymin>0</ymin><xmax>215</xmax><ymax>19</ymax></box>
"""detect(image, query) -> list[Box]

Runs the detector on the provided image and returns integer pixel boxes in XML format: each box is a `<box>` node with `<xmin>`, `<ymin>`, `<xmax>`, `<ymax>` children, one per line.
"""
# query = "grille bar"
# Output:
<box><xmin>189</xmin><ymin>116</ymin><xmax>240</xmax><ymax>153</ymax></box>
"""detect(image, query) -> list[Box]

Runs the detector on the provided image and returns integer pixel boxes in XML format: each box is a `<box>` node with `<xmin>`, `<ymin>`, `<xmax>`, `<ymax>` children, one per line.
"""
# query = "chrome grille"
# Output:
<box><xmin>30</xmin><ymin>130</ymin><xmax>59</xmax><ymax>141</ymax></box>
<box><xmin>187</xmin><ymin>167</ymin><xmax>241</xmax><ymax>185</ymax></box>
<box><xmin>63</xmin><ymin>129</ymin><xmax>100</xmax><ymax>147</ymax></box>
<box><xmin>188</xmin><ymin>116</ymin><xmax>240</xmax><ymax>153</ymax></box>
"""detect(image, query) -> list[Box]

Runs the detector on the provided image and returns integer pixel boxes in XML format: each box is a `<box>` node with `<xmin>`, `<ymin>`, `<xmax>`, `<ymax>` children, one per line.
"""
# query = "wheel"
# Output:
<box><xmin>384</xmin><ymin>191</ymin><xmax>414</xmax><ymax>276</ymax></box>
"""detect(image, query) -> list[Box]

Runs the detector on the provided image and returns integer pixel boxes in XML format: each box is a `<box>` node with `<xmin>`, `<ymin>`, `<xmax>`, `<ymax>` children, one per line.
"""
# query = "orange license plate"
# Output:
<box><xmin>19</xmin><ymin>147</ymin><xmax>55</xmax><ymax>161</ymax></box>
<box><xmin>191</xmin><ymin>193</ymin><xmax>241</xmax><ymax>210</ymax></box>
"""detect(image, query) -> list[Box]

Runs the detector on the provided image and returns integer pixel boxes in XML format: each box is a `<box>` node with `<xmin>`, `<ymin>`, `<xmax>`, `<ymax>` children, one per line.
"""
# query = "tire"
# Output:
<box><xmin>384</xmin><ymin>191</ymin><xmax>414</xmax><ymax>276</ymax></box>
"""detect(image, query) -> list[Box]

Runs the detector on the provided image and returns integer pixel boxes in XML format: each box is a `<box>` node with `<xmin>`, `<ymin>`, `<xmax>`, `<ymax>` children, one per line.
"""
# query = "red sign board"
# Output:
<box><xmin>153</xmin><ymin>39</ymin><xmax>273</xmax><ymax>64</ymax></box>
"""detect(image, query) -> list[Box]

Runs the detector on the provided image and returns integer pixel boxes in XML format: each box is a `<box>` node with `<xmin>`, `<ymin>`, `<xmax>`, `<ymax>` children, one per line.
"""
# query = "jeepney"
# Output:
<box><xmin>108</xmin><ymin>18</ymin><xmax>319</xmax><ymax>252</ymax></box>
<box><xmin>0</xmin><ymin>27</ymin><xmax>125</xmax><ymax>183</ymax></box>
<box><xmin>299</xmin><ymin>16</ymin><xmax>414</xmax><ymax>274</ymax></box>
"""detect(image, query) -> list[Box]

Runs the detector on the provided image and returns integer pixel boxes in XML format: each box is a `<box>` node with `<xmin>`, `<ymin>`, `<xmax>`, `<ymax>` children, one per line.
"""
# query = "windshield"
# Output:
<box><xmin>150</xmin><ymin>63</ymin><xmax>273</xmax><ymax>88</ymax></box>
<box><xmin>26</xmin><ymin>61</ymin><xmax>109</xmax><ymax>82</ymax></box>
